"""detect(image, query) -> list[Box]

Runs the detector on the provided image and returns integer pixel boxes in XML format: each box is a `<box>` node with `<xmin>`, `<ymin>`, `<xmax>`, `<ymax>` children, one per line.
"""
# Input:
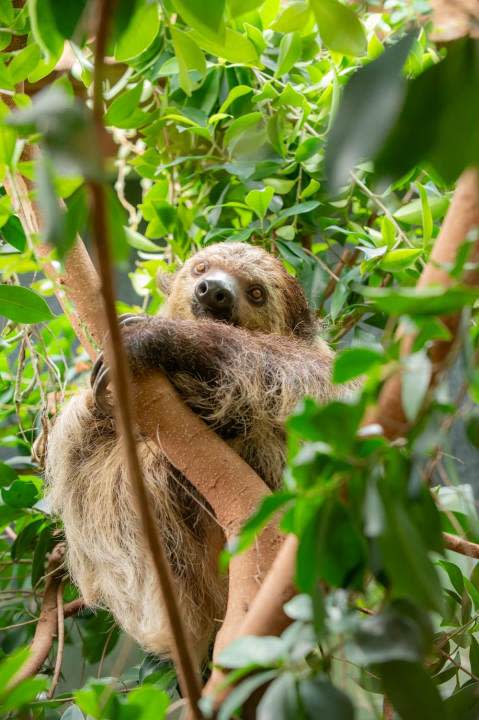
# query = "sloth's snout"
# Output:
<box><xmin>194</xmin><ymin>274</ymin><xmax>236</xmax><ymax>319</ymax></box>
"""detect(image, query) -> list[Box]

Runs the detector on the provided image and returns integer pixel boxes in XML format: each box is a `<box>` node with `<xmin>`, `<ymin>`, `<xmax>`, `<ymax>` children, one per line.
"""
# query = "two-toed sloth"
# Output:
<box><xmin>45</xmin><ymin>242</ymin><xmax>349</xmax><ymax>660</ymax></box>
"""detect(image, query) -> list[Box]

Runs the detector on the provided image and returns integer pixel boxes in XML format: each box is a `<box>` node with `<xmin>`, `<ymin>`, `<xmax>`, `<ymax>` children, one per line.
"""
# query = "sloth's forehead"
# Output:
<box><xmin>186</xmin><ymin>243</ymin><xmax>282</xmax><ymax>280</ymax></box>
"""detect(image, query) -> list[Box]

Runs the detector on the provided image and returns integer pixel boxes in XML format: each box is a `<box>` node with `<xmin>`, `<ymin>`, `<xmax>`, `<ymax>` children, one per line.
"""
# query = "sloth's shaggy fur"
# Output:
<box><xmin>45</xmin><ymin>242</ymin><xmax>348</xmax><ymax>658</ymax></box>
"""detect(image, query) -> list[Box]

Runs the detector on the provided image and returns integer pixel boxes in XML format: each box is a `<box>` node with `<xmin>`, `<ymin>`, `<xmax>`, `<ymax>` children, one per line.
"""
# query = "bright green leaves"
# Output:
<box><xmin>104</xmin><ymin>83</ymin><xmax>150</xmax><ymax>129</ymax></box>
<box><xmin>245</xmin><ymin>186</ymin><xmax>274</xmax><ymax>219</ymax></box>
<box><xmin>28</xmin><ymin>0</ymin><xmax>64</xmax><ymax>58</ymax></box>
<box><xmin>74</xmin><ymin>679</ymin><xmax>169</xmax><ymax>720</ymax></box>
<box><xmin>360</xmin><ymin>285</ymin><xmax>479</xmax><ymax>316</ymax></box>
<box><xmin>333</xmin><ymin>346</ymin><xmax>384</xmax><ymax>383</ymax></box>
<box><xmin>114</xmin><ymin>0</ymin><xmax>160</xmax><ymax>61</ymax></box>
<box><xmin>171</xmin><ymin>0</ymin><xmax>226</xmax><ymax>44</ymax></box>
<box><xmin>309</xmin><ymin>0</ymin><xmax>366</xmax><ymax>57</ymax></box>
<box><xmin>0</xmin><ymin>648</ymin><xmax>48</xmax><ymax>714</ymax></box>
<box><xmin>271</xmin><ymin>2</ymin><xmax>313</xmax><ymax>33</ymax></box>
<box><xmin>275</xmin><ymin>32</ymin><xmax>301</xmax><ymax>77</ymax></box>
<box><xmin>326</xmin><ymin>33</ymin><xmax>415</xmax><ymax>189</ymax></box>
<box><xmin>0</xmin><ymin>284</ymin><xmax>53</xmax><ymax>323</ymax></box>
<box><xmin>50</xmin><ymin>0</ymin><xmax>88</xmax><ymax>39</ymax></box>
<box><xmin>171</xmin><ymin>27</ymin><xmax>206</xmax><ymax>96</ymax></box>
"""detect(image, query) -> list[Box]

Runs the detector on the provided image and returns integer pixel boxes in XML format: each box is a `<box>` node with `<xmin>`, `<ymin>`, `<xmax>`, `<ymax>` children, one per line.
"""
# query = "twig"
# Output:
<box><xmin>443</xmin><ymin>532</ymin><xmax>479</xmax><ymax>559</ymax></box>
<box><xmin>9</xmin><ymin>545</ymin><xmax>65</xmax><ymax>687</ymax></box>
<box><xmin>89</xmin><ymin>2</ymin><xmax>202</xmax><ymax>715</ymax></box>
<box><xmin>47</xmin><ymin>582</ymin><xmax>65</xmax><ymax>698</ymax></box>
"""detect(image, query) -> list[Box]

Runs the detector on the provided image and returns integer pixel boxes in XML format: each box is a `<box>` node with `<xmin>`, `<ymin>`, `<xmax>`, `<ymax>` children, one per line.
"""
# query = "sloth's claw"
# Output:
<box><xmin>92</xmin><ymin>364</ymin><xmax>112</xmax><ymax>416</ymax></box>
<box><xmin>90</xmin><ymin>314</ymin><xmax>146</xmax><ymax>415</ymax></box>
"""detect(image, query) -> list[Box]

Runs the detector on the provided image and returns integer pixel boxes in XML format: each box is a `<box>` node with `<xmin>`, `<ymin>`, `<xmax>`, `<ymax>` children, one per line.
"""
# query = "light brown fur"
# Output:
<box><xmin>45</xmin><ymin>243</ymin><xmax>348</xmax><ymax>658</ymax></box>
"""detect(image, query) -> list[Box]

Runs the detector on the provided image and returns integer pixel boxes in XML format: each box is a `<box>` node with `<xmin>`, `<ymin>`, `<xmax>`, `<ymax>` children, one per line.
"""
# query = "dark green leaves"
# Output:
<box><xmin>0</xmin><ymin>284</ymin><xmax>53</xmax><ymax>323</ymax></box>
<box><xmin>326</xmin><ymin>33</ymin><xmax>415</xmax><ymax>190</ymax></box>
<box><xmin>376</xmin><ymin>38</ymin><xmax>479</xmax><ymax>184</ymax></box>
<box><xmin>379</xmin><ymin>661</ymin><xmax>446</xmax><ymax>720</ymax></box>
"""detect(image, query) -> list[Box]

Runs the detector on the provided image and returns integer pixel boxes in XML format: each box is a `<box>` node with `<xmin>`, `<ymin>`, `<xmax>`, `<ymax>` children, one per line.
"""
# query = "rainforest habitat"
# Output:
<box><xmin>1</xmin><ymin>0</ymin><xmax>479</xmax><ymax>718</ymax></box>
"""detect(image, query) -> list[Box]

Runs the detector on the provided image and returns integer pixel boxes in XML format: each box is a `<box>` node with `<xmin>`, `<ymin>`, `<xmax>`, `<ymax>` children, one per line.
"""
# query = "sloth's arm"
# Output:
<box><xmin>111</xmin><ymin>316</ymin><xmax>341</xmax><ymax>425</ymax></box>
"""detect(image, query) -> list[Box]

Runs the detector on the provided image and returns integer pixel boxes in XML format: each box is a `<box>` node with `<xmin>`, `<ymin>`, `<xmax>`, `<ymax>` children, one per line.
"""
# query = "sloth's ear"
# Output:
<box><xmin>156</xmin><ymin>269</ymin><xmax>176</xmax><ymax>296</ymax></box>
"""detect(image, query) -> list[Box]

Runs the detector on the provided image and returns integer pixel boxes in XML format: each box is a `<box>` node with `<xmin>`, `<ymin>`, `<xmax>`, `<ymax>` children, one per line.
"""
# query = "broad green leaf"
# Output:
<box><xmin>1</xmin><ymin>677</ymin><xmax>49</xmax><ymax>712</ymax></box>
<box><xmin>1</xmin><ymin>216</ymin><xmax>26</xmax><ymax>252</ymax></box>
<box><xmin>0</xmin><ymin>126</ymin><xmax>17</xmax><ymax>167</ymax></box>
<box><xmin>360</xmin><ymin>285</ymin><xmax>479</xmax><ymax>316</ymax></box>
<box><xmin>393</xmin><ymin>195</ymin><xmax>449</xmax><ymax>225</ymax></box>
<box><xmin>333</xmin><ymin>347</ymin><xmax>383</xmax><ymax>383</ymax></box>
<box><xmin>271</xmin><ymin>2</ymin><xmax>313</xmax><ymax>33</ymax></box>
<box><xmin>171</xmin><ymin>0</ymin><xmax>226</xmax><ymax>43</ymax></box>
<box><xmin>0</xmin><ymin>0</ymin><xmax>14</xmax><ymax>24</ymax></box>
<box><xmin>217</xmin><ymin>670</ymin><xmax>278</xmax><ymax>720</ymax></box>
<box><xmin>257</xmin><ymin>673</ymin><xmax>299</xmax><ymax>719</ymax></box>
<box><xmin>379</xmin><ymin>661</ymin><xmax>446</xmax><ymax>720</ymax></box>
<box><xmin>444</xmin><ymin>683</ymin><xmax>479</xmax><ymax>720</ymax></box>
<box><xmin>0</xmin><ymin>284</ymin><xmax>53</xmax><ymax>323</ymax></box>
<box><xmin>123</xmin><ymin>685</ymin><xmax>169</xmax><ymax>719</ymax></box>
<box><xmin>298</xmin><ymin>677</ymin><xmax>354</xmax><ymax>720</ymax></box>
<box><xmin>189</xmin><ymin>27</ymin><xmax>259</xmax><ymax>65</ymax></box>
<box><xmin>310</xmin><ymin>0</ymin><xmax>367</xmax><ymax>57</ymax></box>
<box><xmin>28</xmin><ymin>0</ymin><xmax>64</xmax><ymax>58</ymax></box>
<box><xmin>0</xmin><ymin>462</ymin><xmax>17</xmax><ymax>487</ymax></box>
<box><xmin>105</xmin><ymin>83</ymin><xmax>145</xmax><ymax>127</ymax></box>
<box><xmin>125</xmin><ymin>227</ymin><xmax>161</xmax><ymax>252</ymax></box>
<box><xmin>401</xmin><ymin>350</ymin><xmax>432</xmax><ymax>422</ymax></box>
<box><xmin>296</xmin><ymin>137</ymin><xmax>322</xmax><ymax>162</ymax></box>
<box><xmin>437</xmin><ymin>560</ymin><xmax>465</xmax><ymax>595</ymax></box>
<box><xmin>245</xmin><ymin>186</ymin><xmax>274</xmax><ymax>219</ymax></box>
<box><xmin>275</xmin><ymin>32</ymin><xmax>301</xmax><ymax>77</ymax></box>
<box><xmin>9</xmin><ymin>43</ymin><xmax>42</xmax><ymax>84</ymax></box>
<box><xmin>1</xmin><ymin>478</ymin><xmax>40</xmax><ymax>508</ymax></box>
<box><xmin>227</xmin><ymin>0</ymin><xmax>265</xmax><ymax>16</ymax></box>
<box><xmin>379</xmin><ymin>493</ymin><xmax>444</xmax><ymax>614</ymax></box>
<box><xmin>219</xmin><ymin>85</ymin><xmax>253</xmax><ymax>115</ymax></box>
<box><xmin>50</xmin><ymin>0</ymin><xmax>88</xmax><ymax>38</ymax></box>
<box><xmin>268</xmin><ymin>200</ymin><xmax>320</xmax><ymax>230</ymax></box>
<box><xmin>379</xmin><ymin>248</ymin><xmax>423</xmax><ymax>272</ymax></box>
<box><xmin>115</xmin><ymin>0</ymin><xmax>160</xmax><ymax>61</ymax></box>
<box><xmin>224</xmin><ymin>111</ymin><xmax>262</xmax><ymax>147</ymax></box>
<box><xmin>0</xmin><ymin>648</ymin><xmax>29</xmax><ymax>690</ymax></box>
<box><xmin>326</xmin><ymin>33</ymin><xmax>414</xmax><ymax>189</ymax></box>
<box><xmin>171</xmin><ymin>26</ymin><xmax>206</xmax><ymax>96</ymax></box>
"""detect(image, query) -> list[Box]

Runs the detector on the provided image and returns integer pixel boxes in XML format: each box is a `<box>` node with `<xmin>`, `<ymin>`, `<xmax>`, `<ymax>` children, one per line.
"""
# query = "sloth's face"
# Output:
<box><xmin>161</xmin><ymin>242</ymin><xmax>314</xmax><ymax>339</ymax></box>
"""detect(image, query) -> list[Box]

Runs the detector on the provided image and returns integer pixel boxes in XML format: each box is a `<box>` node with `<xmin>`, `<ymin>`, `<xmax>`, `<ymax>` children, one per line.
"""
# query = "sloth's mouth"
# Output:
<box><xmin>191</xmin><ymin>299</ymin><xmax>237</xmax><ymax>324</ymax></box>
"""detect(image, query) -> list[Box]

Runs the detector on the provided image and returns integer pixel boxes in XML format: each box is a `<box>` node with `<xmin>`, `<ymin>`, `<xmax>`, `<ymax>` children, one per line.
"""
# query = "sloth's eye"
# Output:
<box><xmin>248</xmin><ymin>285</ymin><xmax>265</xmax><ymax>303</ymax></box>
<box><xmin>194</xmin><ymin>262</ymin><xmax>208</xmax><ymax>274</ymax></box>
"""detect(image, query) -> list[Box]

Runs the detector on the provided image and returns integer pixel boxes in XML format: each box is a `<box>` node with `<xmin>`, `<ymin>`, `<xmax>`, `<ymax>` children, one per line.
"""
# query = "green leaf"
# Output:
<box><xmin>268</xmin><ymin>200</ymin><xmax>320</xmax><ymax>230</ymax></box>
<box><xmin>0</xmin><ymin>284</ymin><xmax>54</xmax><ymax>323</ymax></box>
<box><xmin>171</xmin><ymin>26</ymin><xmax>206</xmax><ymax>96</ymax></box>
<box><xmin>379</xmin><ymin>661</ymin><xmax>447</xmax><ymax>720</ymax></box>
<box><xmin>298</xmin><ymin>677</ymin><xmax>354</xmax><ymax>720</ymax></box>
<box><xmin>1</xmin><ymin>478</ymin><xmax>40</xmax><ymax>508</ymax></box>
<box><xmin>0</xmin><ymin>0</ymin><xmax>14</xmax><ymax>25</ymax></box>
<box><xmin>379</xmin><ymin>489</ymin><xmax>444</xmax><ymax>614</ymax></box>
<box><xmin>310</xmin><ymin>0</ymin><xmax>367</xmax><ymax>57</ymax></box>
<box><xmin>125</xmin><ymin>227</ymin><xmax>161</xmax><ymax>252</ymax></box>
<box><xmin>245</xmin><ymin>186</ymin><xmax>274</xmax><ymax>219</ymax></box>
<box><xmin>105</xmin><ymin>83</ymin><xmax>146</xmax><ymax>127</ymax></box>
<box><xmin>115</xmin><ymin>0</ymin><xmax>160</xmax><ymax>61</ymax></box>
<box><xmin>418</xmin><ymin>184</ymin><xmax>433</xmax><ymax>246</ymax></box>
<box><xmin>393</xmin><ymin>195</ymin><xmax>449</xmax><ymax>225</ymax></box>
<box><xmin>218</xmin><ymin>636</ymin><xmax>286</xmax><ymax>669</ymax></box>
<box><xmin>271</xmin><ymin>2</ymin><xmax>313</xmax><ymax>33</ymax></box>
<box><xmin>326</xmin><ymin>33</ymin><xmax>414</xmax><ymax>190</ymax></box>
<box><xmin>257</xmin><ymin>673</ymin><xmax>299</xmax><ymax>720</ymax></box>
<box><xmin>437</xmin><ymin>559</ymin><xmax>464</xmax><ymax>595</ymax></box>
<box><xmin>0</xmin><ymin>125</ymin><xmax>16</xmax><ymax>168</ymax></box>
<box><xmin>28</xmin><ymin>0</ymin><xmax>64</xmax><ymax>58</ymax></box>
<box><xmin>0</xmin><ymin>462</ymin><xmax>17</xmax><ymax>487</ymax></box>
<box><xmin>295</xmin><ymin>137</ymin><xmax>322</xmax><ymax>162</ymax></box>
<box><xmin>359</xmin><ymin>285</ymin><xmax>479</xmax><ymax>316</ymax></box>
<box><xmin>0</xmin><ymin>647</ymin><xmax>29</xmax><ymax>690</ymax></box>
<box><xmin>227</xmin><ymin>0</ymin><xmax>265</xmax><ymax>16</ymax></box>
<box><xmin>275</xmin><ymin>32</ymin><xmax>301</xmax><ymax>77</ymax></box>
<box><xmin>31</xmin><ymin>525</ymin><xmax>55</xmax><ymax>587</ymax></box>
<box><xmin>218</xmin><ymin>85</ymin><xmax>254</xmax><ymax>115</ymax></box>
<box><xmin>50</xmin><ymin>0</ymin><xmax>88</xmax><ymax>38</ymax></box>
<box><xmin>217</xmin><ymin>670</ymin><xmax>278</xmax><ymax>720</ymax></box>
<box><xmin>379</xmin><ymin>248</ymin><xmax>423</xmax><ymax>272</ymax></box>
<box><xmin>445</xmin><ymin>682</ymin><xmax>479</xmax><ymax>720</ymax></box>
<box><xmin>9</xmin><ymin>43</ymin><xmax>41</xmax><ymax>84</ymax></box>
<box><xmin>224</xmin><ymin>111</ymin><xmax>263</xmax><ymax>148</ymax></box>
<box><xmin>1</xmin><ymin>677</ymin><xmax>48</xmax><ymax>712</ymax></box>
<box><xmin>123</xmin><ymin>685</ymin><xmax>169</xmax><ymax>719</ymax></box>
<box><xmin>189</xmin><ymin>27</ymin><xmax>259</xmax><ymax>65</ymax></box>
<box><xmin>333</xmin><ymin>347</ymin><xmax>383</xmax><ymax>383</ymax></box>
<box><xmin>171</xmin><ymin>0</ymin><xmax>226</xmax><ymax>43</ymax></box>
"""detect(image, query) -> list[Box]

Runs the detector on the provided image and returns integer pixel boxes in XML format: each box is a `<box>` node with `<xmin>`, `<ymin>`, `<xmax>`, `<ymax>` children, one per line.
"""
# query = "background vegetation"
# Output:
<box><xmin>1</xmin><ymin>0</ymin><xmax>479</xmax><ymax>718</ymax></box>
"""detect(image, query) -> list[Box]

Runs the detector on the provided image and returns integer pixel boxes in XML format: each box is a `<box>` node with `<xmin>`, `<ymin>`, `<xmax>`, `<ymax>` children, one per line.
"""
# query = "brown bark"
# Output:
<box><xmin>9</xmin><ymin>545</ymin><xmax>65</xmax><ymax>687</ymax></box>
<box><xmin>368</xmin><ymin>168</ymin><xmax>479</xmax><ymax>439</ymax></box>
<box><xmin>443</xmin><ymin>532</ymin><xmax>479</xmax><ymax>559</ymax></box>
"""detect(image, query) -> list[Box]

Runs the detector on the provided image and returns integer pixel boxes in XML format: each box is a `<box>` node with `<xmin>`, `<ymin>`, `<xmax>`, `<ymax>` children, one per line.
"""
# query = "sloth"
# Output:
<box><xmin>45</xmin><ymin>241</ymin><xmax>349</xmax><ymax>660</ymax></box>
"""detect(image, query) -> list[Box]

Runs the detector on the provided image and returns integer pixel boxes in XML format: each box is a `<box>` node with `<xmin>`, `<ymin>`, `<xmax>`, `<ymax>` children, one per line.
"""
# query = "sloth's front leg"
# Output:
<box><xmin>90</xmin><ymin>313</ymin><xmax>149</xmax><ymax>415</ymax></box>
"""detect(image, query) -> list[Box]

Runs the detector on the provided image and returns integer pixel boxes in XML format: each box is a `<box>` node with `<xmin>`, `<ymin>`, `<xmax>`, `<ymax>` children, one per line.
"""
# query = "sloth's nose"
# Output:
<box><xmin>195</xmin><ymin>276</ymin><xmax>235</xmax><ymax>316</ymax></box>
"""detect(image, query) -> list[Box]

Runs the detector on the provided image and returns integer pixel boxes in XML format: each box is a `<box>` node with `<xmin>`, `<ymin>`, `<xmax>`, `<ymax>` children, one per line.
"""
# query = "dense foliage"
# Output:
<box><xmin>1</xmin><ymin>0</ymin><xmax>479</xmax><ymax>718</ymax></box>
